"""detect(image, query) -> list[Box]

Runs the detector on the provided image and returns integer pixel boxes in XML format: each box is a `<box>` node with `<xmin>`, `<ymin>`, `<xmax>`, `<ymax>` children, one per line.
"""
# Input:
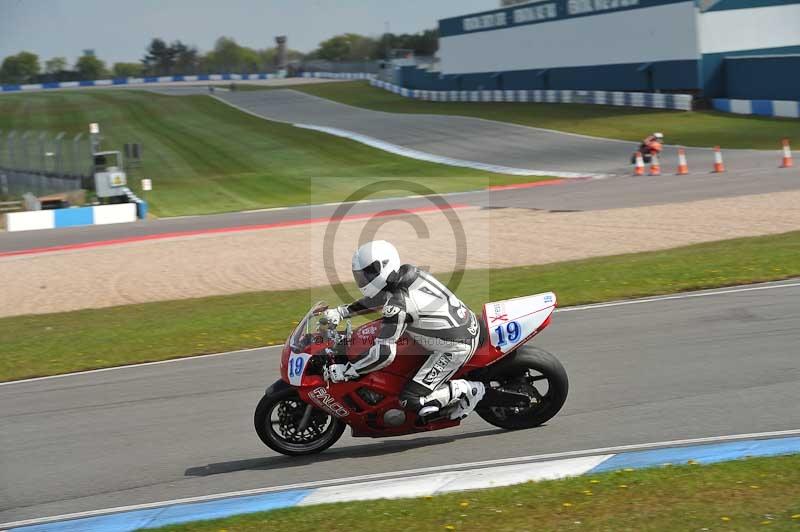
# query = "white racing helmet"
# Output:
<box><xmin>352</xmin><ymin>240</ymin><xmax>400</xmax><ymax>298</ymax></box>
<box><xmin>653</xmin><ymin>132</ymin><xmax>664</xmax><ymax>140</ymax></box>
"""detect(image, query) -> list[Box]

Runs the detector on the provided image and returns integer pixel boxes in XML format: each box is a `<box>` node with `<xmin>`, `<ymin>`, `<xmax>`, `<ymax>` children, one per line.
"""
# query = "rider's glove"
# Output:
<box><xmin>321</xmin><ymin>308</ymin><xmax>343</xmax><ymax>328</ymax></box>
<box><xmin>325</xmin><ymin>363</ymin><xmax>359</xmax><ymax>383</ymax></box>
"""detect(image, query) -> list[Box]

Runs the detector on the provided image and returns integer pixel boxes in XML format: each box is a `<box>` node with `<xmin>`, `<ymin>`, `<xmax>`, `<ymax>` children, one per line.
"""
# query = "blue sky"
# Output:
<box><xmin>0</xmin><ymin>0</ymin><xmax>497</xmax><ymax>65</ymax></box>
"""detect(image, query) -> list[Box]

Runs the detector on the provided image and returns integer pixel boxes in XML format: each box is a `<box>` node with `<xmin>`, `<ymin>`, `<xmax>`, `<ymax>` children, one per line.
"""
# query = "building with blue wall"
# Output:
<box><xmin>397</xmin><ymin>0</ymin><xmax>800</xmax><ymax>100</ymax></box>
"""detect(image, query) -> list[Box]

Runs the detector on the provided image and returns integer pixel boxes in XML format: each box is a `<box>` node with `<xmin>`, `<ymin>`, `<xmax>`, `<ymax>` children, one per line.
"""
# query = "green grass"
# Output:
<box><xmin>0</xmin><ymin>90</ymin><xmax>535</xmax><ymax>216</ymax></box>
<box><xmin>267</xmin><ymin>80</ymin><xmax>800</xmax><ymax>150</ymax></box>
<box><xmin>2</xmin><ymin>230</ymin><xmax>798</xmax><ymax>382</ymax></box>
<box><xmin>144</xmin><ymin>454</ymin><xmax>800</xmax><ymax>531</ymax></box>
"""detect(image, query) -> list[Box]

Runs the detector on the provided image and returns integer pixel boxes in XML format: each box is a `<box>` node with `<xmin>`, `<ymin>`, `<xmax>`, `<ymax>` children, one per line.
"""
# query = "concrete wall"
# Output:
<box><xmin>5</xmin><ymin>203</ymin><xmax>138</xmax><ymax>232</ymax></box>
<box><xmin>372</xmin><ymin>79</ymin><xmax>694</xmax><ymax>111</ymax></box>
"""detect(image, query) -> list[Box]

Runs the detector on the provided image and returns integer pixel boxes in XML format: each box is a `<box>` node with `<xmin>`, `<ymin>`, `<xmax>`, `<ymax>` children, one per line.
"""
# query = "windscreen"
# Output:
<box><xmin>288</xmin><ymin>301</ymin><xmax>327</xmax><ymax>352</ymax></box>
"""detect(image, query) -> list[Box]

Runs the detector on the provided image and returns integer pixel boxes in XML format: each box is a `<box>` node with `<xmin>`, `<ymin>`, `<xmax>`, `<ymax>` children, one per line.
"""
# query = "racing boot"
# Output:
<box><xmin>417</xmin><ymin>380</ymin><xmax>486</xmax><ymax>419</ymax></box>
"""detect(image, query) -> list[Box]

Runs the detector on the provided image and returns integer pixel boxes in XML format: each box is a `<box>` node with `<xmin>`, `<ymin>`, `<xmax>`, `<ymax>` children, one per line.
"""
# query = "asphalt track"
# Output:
<box><xmin>178</xmin><ymin>87</ymin><xmax>786</xmax><ymax>177</ymax></box>
<box><xmin>2</xmin><ymin>280</ymin><xmax>799</xmax><ymax>524</ymax></box>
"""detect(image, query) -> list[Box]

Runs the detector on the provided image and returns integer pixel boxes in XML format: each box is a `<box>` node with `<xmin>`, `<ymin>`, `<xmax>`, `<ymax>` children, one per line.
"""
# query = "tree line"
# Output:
<box><xmin>0</xmin><ymin>30</ymin><xmax>437</xmax><ymax>85</ymax></box>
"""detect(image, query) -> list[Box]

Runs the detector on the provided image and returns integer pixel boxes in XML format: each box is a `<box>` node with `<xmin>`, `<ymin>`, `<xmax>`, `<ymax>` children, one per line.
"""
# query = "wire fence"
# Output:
<box><xmin>0</xmin><ymin>130</ymin><xmax>92</xmax><ymax>197</ymax></box>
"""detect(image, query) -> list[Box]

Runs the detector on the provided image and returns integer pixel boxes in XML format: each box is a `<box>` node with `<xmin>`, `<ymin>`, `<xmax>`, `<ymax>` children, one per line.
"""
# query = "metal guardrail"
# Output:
<box><xmin>0</xmin><ymin>200</ymin><xmax>23</xmax><ymax>213</ymax></box>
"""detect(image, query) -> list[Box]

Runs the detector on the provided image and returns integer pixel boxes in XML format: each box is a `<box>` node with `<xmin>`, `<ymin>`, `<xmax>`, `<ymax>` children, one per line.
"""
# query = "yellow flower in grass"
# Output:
<box><xmin>444</xmin><ymin>525</ymin><xmax>456</xmax><ymax>531</ymax></box>
<box><xmin>589</xmin><ymin>479</ymin><xmax>600</xmax><ymax>484</ymax></box>
<box><xmin>721</xmin><ymin>516</ymin><xmax>731</xmax><ymax>521</ymax></box>
<box><xmin>459</xmin><ymin>501</ymin><xmax>469</xmax><ymax>508</ymax></box>
<box><xmin>623</xmin><ymin>468</ymin><xmax>634</xmax><ymax>472</ymax></box>
<box><xmin>618</xmin><ymin>484</ymin><xmax>629</xmax><ymax>489</ymax></box>
<box><xmin>562</xmin><ymin>502</ymin><xmax>573</xmax><ymax>508</ymax></box>
<box><xmin>791</xmin><ymin>514</ymin><xmax>800</xmax><ymax>519</ymax></box>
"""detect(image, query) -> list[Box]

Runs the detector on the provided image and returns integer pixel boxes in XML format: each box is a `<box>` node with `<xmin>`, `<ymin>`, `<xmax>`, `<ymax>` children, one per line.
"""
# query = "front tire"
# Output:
<box><xmin>477</xmin><ymin>346</ymin><xmax>568</xmax><ymax>430</ymax></box>
<box><xmin>254</xmin><ymin>386</ymin><xmax>346</xmax><ymax>456</ymax></box>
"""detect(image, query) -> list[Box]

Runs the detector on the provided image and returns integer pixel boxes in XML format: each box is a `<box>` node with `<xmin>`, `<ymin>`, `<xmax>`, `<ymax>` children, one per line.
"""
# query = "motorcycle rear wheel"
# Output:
<box><xmin>477</xmin><ymin>345</ymin><xmax>569</xmax><ymax>430</ymax></box>
<box><xmin>254</xmin><ymin>386</ymin><xmax>346</xmax><ymax>456</ymax></box>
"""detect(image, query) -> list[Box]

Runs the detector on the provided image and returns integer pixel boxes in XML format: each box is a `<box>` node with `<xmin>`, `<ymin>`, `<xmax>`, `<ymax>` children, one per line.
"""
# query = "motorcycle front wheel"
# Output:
<box><xmin>477</xmin><ymin>345</ymin><xmax>569</xmax><ymax>430</ymax></box>
<box><xmin>254</xmin><ymin>386</ymin><xmax>346</xmax><ymax>456</ymax></box>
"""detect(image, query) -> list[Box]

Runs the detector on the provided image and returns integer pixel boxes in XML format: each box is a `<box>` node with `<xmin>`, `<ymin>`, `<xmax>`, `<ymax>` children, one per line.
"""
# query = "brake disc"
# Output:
<box><xmin>277</xmin><ymin>400</ymin><xmax>328</xmax><ymax>443</ymax></box>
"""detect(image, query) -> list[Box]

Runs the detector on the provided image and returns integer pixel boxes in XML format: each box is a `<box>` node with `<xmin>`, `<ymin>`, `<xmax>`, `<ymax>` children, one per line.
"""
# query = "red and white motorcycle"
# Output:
<box><xmin>254</xmin><ymin>293</ymin><xmax>568</xmax><ymax>456</ymax></box>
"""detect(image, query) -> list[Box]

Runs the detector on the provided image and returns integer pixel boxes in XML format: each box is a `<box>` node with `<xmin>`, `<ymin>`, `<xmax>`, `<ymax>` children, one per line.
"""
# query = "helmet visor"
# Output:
<box><xmin>353</xmin><ymin>260</ymin><xmax>381</xmax><ymax>289</ymax></box>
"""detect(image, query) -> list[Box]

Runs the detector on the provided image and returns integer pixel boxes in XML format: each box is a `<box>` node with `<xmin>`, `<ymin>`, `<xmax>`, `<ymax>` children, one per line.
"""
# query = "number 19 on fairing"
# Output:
<box><xmin>494</xmin><ymin>321</ymin><xmax>521</xmax><ymax>346</ymax></box>
<box><xmin>288</xmin><ymin>356</ymin><xmax>304</xmax><ymax>378</ymax></box>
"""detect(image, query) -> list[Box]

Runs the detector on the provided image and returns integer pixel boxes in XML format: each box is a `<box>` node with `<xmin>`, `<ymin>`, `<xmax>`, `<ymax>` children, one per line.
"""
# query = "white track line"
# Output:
<box><xmin>1</xmin><ymin>279</ymin><xmax>797</xmax><ymax>388</ymax></box>
<box><xmin>3</xmin><ymin>428</ymin><xmax>799</xmax><ymax>530</ymax></box>
<box><xmin>294</xmin><ymin>123</ymin><xmax>604</xmax><ymax>179</ymax></box>
<box><xmin>0</xmin><ymin>346</ymin><xmax>273</xmax><ymax>388</ymax></box>
<box><xmin>558</xmin><ymin>280</ymin><xmax>800</xmax><ymax>313</ymax></box>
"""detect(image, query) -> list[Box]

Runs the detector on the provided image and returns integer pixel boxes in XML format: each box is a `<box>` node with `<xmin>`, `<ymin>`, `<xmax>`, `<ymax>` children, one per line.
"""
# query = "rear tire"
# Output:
<box><xmin>477</xmin><ymin>346</ymin><xmax>568</xmax><ymax>430</ymax></box>
<box><xmin>254</xmin><ymin>386</ymin><xmax>346</xmax><ymax>456</ymax></box>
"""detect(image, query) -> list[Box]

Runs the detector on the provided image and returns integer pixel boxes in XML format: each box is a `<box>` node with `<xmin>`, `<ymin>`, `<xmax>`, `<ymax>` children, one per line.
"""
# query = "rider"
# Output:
<box><xmin>322</xmin><ymin>240</ymin><xmax>486</xmax><ymax>420</ymax></box>
<box><xmin>640</xmin><ymin>132</ymin><xmax>664</xmax><ymax>155</ymax></box>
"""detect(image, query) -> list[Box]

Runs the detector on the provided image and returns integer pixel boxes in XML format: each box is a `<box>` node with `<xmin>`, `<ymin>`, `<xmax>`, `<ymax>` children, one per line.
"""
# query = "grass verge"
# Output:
<box><xmin>0</xmin><ymin>90</ymin><xmax>532</xmax><ymax>216</ymax></box>
<box><xmin>268</xmin><ymin>81</ymin><xmax>800</xmax><ymax>150</ymax></box>
<box><xmin>1</xmin><ymin>230</ymin><xmax>798</xmax><ymax>382</ymax></box>
<box><xmin>144</xmin><ymin>454</ymin><xmax>800</xmax><ymax>531</ymax></box>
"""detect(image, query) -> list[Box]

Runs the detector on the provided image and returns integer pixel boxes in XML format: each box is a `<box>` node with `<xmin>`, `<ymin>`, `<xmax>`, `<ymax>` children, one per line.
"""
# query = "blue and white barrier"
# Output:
<box><xmin>5</xmin><ymin>203</ymin><xmax>138</xmax><ymax>232</ymax></box>
<box><xmin>370</xmin><ymin>79</ymin><xmax>694</xmax><ymax>111</ymax></box>
<box><xmin>0</xmin><ymin>73</ymin><xmax>284</xmax><ymax>94</ymax></box>
<box><xmin>5</xmin><ymin>431</ymin><xmax>798</xmax><ymax>532</ymax></box>
<box><xmin>713</xmin><ymin>98</ymin><xmax>800</xmax><ymax>119</ymax></box>
<box><xmin>301</xmin><ymin>72</ymin><xmax>375</xmax><ymax>80</ymax></box>
<box><xmin>121</xmin><ymin>187</ymin><xmax>148</xmax><ymax>219</ymax></box>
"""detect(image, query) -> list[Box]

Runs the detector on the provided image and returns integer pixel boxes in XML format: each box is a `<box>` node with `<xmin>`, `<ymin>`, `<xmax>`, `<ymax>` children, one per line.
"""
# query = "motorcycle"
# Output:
<box><xmin>254</xmin><ymin>293</ymin><xmax>569</xmax><ymax>456</ymax></box>
<box><xmin>631</xmin><ymin>140</ymin><xmax>663</xmax><ymax>164</ymax></box>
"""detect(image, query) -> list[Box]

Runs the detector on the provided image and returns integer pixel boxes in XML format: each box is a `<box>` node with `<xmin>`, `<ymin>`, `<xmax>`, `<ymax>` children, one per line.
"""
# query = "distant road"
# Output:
<box><xmin>206</xmin><ymin>88</ymin><xmax>785</xmax><ymax>176</ymax></box>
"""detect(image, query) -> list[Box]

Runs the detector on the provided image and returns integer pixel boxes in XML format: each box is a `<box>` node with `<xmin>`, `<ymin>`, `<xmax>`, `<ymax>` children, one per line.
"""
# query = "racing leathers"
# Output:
<box><xmin>332</xmin><ymin>265</ymin><xmax>485</xmax><ymax>419</ymax></box>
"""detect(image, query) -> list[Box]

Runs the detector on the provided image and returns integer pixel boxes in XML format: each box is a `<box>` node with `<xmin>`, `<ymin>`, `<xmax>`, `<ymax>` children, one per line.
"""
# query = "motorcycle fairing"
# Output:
<box><xmin>296</xmin><ymin>370</ymin><xmax>459</xmax><ymax>437</ymax></box>
<box><xmin>285</xmin><ymin>352</ymin><xmax>313</xmax><ymax>386</ymax></box>
<box><xmin>483</xmin><ymin>292</ymin><xmax>557</xmax><ymax>354</ymax></box>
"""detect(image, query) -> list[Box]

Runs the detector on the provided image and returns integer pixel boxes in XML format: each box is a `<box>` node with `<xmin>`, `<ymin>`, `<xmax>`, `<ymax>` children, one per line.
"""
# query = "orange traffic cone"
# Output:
<box><xmin>676</xmin><ymin>148</ymin><xmax>689</xmax><ymax>175</ymax></box>
<box><xmin>712</xmin><ymin>146</ymin><xmax>725</xmax><ymax>173</ymax></box>
<box><xmin>649</xmin><ymin>153</ymin><xmax>661</xmax><ymax>176</ymax></box>
<box><xmin>781</xmin><ymin>138</ymin><xmax>793</xmax><ymax>168</ymax></box>
<box><xmin>634</xmin><ymin>152</ymin><xmax>645</xmax><ymax>176</ymax></box>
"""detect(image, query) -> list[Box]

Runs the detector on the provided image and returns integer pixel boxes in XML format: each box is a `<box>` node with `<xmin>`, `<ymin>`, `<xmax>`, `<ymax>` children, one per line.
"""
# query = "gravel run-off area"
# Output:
<box><xmin>2</xmin><ymin>190</ymin><xmax>799</xmax><ymax>318</ymax></box>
